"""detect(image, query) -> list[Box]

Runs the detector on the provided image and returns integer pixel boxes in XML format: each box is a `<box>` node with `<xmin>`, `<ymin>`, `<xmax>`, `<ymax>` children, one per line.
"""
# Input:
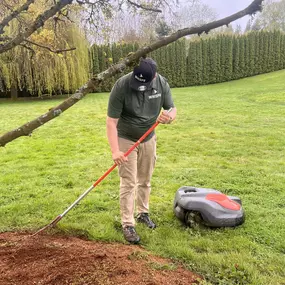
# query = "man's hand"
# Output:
<box><xmin>112</xmin><ymin>151</ymin><xmax>128</xmax><ymax>165</ymax></box>
<box><xmin>157</xmin><ymin>110</ymin><xmax>173</xmax><ymax>124</ymax></box>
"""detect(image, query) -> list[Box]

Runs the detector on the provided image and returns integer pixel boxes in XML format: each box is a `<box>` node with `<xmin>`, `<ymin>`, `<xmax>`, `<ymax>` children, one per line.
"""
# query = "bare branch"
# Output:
<box><xmin>76</xmin><ymin>0</ymin><xmax>110</xmax><ymax>5</ymax></box>
<box><xmin>24</xmin><ymin>39</ymin><xmax>76</xmax><ymax>53</ymax></box>
<box><xmin>19</xmin><ymin>42</ymin><xmax>36</xmax><ymax>54</ymax></box>
<box><xmin>126</xmin><ymin>0</ymin><xmax>162</xmax><ymax>13</ymax></box>
<box><xmin>0</xmin><ymin>0</ymin><xmax>73</xmax><ymax>55</ymax></box>
<box><xmin>55</xmin><ymin>9</ymin><xmax>75</xmax><ymax>23</ymax></box>
<box><xmin>76</xmin><ymin>0</ymin><xmax>98</xmax><ymax>4</ymax></box>
<box><xmin>0</xmin><ymin>0</ymin><xmax>265</xmax><ymax>147</ymax></box>
<box><xmin>0</xmin><ymin>36</ymin><xmax>11</xmax><ymax>42</ymax></box>
<box><xmin>0</xmin><ymin>0</ymin><xmax>35</xmax><ymax>34</ymax></box>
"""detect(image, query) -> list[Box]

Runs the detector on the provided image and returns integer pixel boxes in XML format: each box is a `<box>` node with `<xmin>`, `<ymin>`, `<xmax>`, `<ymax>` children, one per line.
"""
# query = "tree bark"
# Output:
<box><xmin>10</xmin><ymin>85</ymin><xmax>18</xmax><ymax>101</ymax></box>
<box><xmin>0</xmin><ymin>0</ymin><xmax>265</xmax><ymax>147</ymax></box>
<box><xmin>0</xmin><ymin>0</ymin><xmax>73</xmax><ymax>54</ymax></box>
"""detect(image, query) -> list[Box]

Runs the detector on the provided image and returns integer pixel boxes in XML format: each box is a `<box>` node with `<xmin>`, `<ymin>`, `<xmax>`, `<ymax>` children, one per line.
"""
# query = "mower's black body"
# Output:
<box><xmin>174</xmin><ymin>186</ymin><xmax>245</xmax><ymax>228</ymax></box>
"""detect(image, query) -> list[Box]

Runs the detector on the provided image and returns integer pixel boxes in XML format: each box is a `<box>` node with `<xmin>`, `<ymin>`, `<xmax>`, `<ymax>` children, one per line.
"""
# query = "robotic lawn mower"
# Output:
<box><xmin>174</xmin><ymin>186</ymin><xmax>245</xmax><ymax>228</ymax></box>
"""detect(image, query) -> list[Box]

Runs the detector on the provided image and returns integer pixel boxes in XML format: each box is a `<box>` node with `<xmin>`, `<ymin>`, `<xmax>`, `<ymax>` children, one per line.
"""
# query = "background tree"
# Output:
<box><xmin>245</xmin><ymin>19</ymin><xmax>253</xmax><ymax>32</ymax></box>
<box><xmin>235</xmin><ymin>24</ymin><xmax>243</xmax><ymax>34</ymax></box>
<box><xmin>213</xmin><ymin>24</ymin><xmax>235</xmax><ymax>35</ymax></box>
<box><xmin>155</xmin><ymin>18</ymin><xmax>172</xmax><ymax>38</ymax></box>
<box><xmin>85</xmin><ymin>12</ymin><xmax>155</xmax><ymax>44</ymax></box>
<box><xmin>0</xmin><ymin>5</ymin><xmax>89</xmax><ymax>98</ymax></box>
<box><xmin>0</xmin><ymin>0</ymin><xmax>165</xmax><ymax>54</ymax></box>
<box><xmin>251</xmin><ymin>17</ymin><xmax>262</xmax><ymax>30</ymax></box>
<box><xmin>252</xmin><ymin>0</ymin><xmax>285</xmax><ymax>31</ymax></box>
<box><xmin>172</xmin><ymin>0</ymin><xmax>217</xmax><ymax>30</ymax></box>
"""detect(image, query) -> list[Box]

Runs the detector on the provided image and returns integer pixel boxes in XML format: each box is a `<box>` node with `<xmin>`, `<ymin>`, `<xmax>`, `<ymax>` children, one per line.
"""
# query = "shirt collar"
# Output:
<box><xmin>149</xmin><ymin>74</ymin><xmax>158</xmax><ymax>91</ymax></box>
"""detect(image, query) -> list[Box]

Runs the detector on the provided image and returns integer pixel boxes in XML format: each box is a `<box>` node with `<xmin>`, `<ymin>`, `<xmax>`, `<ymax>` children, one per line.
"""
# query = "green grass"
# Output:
<box><xmin>1</xmin><ymin>70</ymin><xmax>285</xmax><ymax>285</ymax></box>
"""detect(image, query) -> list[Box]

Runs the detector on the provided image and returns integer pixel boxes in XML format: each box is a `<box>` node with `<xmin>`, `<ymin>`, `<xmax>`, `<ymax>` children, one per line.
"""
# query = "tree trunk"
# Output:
<box><xmin>10</xmin><ymin>85</ymin><xmax>18</xmax><ymax>101</ymax></box>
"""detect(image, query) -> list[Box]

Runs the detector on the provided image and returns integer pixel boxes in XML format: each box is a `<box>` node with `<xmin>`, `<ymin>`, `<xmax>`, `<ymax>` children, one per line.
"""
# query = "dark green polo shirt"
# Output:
<box><xmin>107</xmin><ymin>72</ymin><xmax>174</xmax><ymax>142</ymax></box>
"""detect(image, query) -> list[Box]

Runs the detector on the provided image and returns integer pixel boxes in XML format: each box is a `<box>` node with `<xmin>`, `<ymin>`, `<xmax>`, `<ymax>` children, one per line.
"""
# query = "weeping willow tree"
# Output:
<box><xmin>0</xmin><ymin>1</ymin><xmax>89</xmax><ymax>97</ymax></box>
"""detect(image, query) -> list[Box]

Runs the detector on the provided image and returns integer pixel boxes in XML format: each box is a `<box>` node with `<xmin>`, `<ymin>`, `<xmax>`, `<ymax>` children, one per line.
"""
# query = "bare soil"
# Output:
<box><xmin>0</xmin><ymin>232</ymin><xmax>201</xmax><ymax>285</ymax></box>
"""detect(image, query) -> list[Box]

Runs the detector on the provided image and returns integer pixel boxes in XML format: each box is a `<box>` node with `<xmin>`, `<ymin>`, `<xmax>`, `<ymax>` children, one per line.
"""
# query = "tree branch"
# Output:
<box><xmin>0</xmin><ymin>0</ymin><xmax>35</xmax><ymax>34</ymax></box>
<box><xmin>19</xmin><ymin>42</ymin><xmax>36</xmax><ymax>54</ymax></box>
<box><xmin>0</xmin><ymin>36</ymin><xmax>11</xmax><ymax>42</ymax></box>
<box><xmin>24</xmin><ymin>39</ymin><xmax>76</xmax><ymax>53</ymax></box>
<box><xmin>0</xmin><ymin>0</ymin><xmax>73</xmax><ymax>55</ymax></box>
<box><xmin>0</xmin><ymin>0</ymin><xmax>265</xmax><ymax>147</ymax></box>
<box><xmin>126</xmin><ymin>0</ymin><xmax>162</xmax><ymax>13</ymax></box>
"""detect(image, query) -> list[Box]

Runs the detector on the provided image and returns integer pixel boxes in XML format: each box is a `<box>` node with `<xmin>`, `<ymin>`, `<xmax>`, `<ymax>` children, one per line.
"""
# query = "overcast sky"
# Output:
<box><xmin>202</xmin><ymin>0</ymin><xmax>255</xmax><ymax>28</ymax></box>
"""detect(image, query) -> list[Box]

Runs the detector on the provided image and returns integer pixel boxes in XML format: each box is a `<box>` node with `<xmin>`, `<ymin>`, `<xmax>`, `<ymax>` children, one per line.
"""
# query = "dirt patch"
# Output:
<box><xmin>0</xmin><ymin>232</ymin><xmax>201</xmax><ymax>285</ymax></box>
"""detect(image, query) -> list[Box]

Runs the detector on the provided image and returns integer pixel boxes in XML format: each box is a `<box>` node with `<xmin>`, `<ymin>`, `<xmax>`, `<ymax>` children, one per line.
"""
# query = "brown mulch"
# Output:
<box><xmin>0</xmin><ymin>232</ymin><xmax>201</xmax><ymax>285</ymax></box>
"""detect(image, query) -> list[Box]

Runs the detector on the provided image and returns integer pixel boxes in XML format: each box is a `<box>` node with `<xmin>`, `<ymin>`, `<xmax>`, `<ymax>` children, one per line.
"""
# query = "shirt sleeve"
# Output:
<box><xmin>162</xmin><ymin>80</ymin><xmax>175</xmax><ymax>110</ymax></box>
<box><xmin>107</xmin><ymin>80</ymin><xmax>124</xmax><ymax>118</ymax></box>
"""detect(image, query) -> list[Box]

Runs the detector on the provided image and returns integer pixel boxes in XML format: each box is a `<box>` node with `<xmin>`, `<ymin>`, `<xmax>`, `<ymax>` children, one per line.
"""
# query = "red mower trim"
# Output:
<box><xmin>205</xmin><ymin>193</ymin><xmax>241</xmax><ymax>211</ymax></box>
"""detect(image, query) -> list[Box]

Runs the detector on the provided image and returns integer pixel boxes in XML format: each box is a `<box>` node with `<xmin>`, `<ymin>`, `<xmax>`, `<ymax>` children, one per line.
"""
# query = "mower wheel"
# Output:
<box><xmin>185</xmin><ymin>211</ymin><xmax>203</xmax><ymax>228</ymax></box>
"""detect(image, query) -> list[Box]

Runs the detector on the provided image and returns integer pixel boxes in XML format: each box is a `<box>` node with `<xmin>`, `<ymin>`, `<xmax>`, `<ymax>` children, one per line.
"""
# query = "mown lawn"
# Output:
<box><xmin>1</xmin><ymin>70</ymin><xmax>285</xmax><ymax>285</ymax></box>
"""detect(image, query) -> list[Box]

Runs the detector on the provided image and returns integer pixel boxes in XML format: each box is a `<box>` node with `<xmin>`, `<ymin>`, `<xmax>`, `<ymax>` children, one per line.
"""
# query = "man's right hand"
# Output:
<box><xmin>112</xmin><ymin>151</ymin><xmax>128</xmax><ymax>166</ymax></box>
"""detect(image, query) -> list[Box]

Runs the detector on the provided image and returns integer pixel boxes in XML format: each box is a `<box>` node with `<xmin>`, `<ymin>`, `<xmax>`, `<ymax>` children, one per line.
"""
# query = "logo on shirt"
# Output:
<box><xmin>149</xmin><ymin>93</ymin><xmax>161</xmax><ymax>99</ymax></box>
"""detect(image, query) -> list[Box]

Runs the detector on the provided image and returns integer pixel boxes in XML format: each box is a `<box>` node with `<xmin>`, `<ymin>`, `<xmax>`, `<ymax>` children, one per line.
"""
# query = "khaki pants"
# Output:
<box><xmin>118</xmin><ymin>136</ymin><xmax>156</xmax><ymax>227</ymax></box>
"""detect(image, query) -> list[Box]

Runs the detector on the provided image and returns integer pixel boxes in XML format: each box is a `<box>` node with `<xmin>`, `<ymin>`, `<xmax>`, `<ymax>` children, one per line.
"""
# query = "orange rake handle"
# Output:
<box><xmin>31</xmin><ymin>110</ymin><xmax>172</xmax><ymax>237</ymax></box>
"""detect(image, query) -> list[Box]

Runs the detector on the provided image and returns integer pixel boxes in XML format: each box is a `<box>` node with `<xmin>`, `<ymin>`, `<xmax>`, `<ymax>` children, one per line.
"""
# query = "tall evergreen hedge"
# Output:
<box><xmin>89</xmin><ymin>30</ymin><xmax>285</xmax><ymax>91</ymax></box>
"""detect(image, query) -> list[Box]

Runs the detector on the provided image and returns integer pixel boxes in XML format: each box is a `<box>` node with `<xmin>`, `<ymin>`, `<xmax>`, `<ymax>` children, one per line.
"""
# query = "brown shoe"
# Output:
<box><xmin>123</xmin><ymin>226</ymin><xmax>140</xmax><ymax>244</ymax></box>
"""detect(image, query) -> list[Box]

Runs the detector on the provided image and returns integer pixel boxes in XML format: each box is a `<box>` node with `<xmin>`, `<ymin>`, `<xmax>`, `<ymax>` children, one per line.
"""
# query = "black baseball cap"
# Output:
<box><xmin>130</xmin><ymin>58</ymin><xmax>157</xmax><ymax>91</ymax></box>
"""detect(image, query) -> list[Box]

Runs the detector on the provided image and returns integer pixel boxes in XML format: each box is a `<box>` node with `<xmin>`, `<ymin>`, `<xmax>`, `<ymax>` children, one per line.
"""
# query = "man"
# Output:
<box><xmin>106</xmin><ymin>57</ymin><xmax>177</xmax><ymax>244</ymax></box>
